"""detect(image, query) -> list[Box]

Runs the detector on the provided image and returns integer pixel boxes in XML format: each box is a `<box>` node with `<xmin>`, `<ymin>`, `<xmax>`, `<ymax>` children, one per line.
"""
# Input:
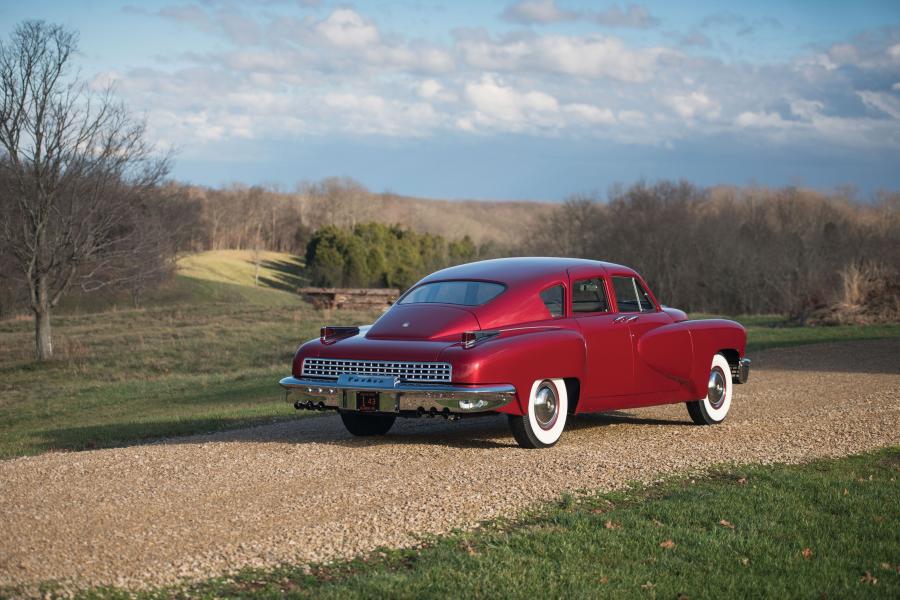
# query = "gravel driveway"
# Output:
<box><xmin>2</xmin><ymin>339</ymin><xmax>899</xmax><ymax>593</ymax></box>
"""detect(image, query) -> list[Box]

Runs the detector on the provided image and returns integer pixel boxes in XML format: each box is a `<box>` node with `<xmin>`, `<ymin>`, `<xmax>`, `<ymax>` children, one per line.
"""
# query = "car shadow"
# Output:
<box><xmin>32</xmin><ymin>409</ymin><xmax>695</xmax><ymax>456</ymax></box>
<box><xmin>567</xmin><ymin>411</ymin><xmax>694</xmax><ymax>428</ymax></box>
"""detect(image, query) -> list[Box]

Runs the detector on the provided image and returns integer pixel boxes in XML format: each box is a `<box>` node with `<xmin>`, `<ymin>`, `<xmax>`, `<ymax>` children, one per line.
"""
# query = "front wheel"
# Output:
<box><xmin>687</xmin><ymin>353</ymin><xmax>733</xmax><ymax>425</ymax></box>
<box><xmin>340</xmin><ymin>411</ymin><xmax>396</xmax><ymax>436</ymax></box>
<box><xmin>508</xmin><ymin>378</ymin><xmax>568</xmax><ymax>449</ymax></box>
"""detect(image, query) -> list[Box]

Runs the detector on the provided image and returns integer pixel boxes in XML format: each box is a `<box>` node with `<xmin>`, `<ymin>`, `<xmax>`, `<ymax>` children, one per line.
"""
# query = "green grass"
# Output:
<box><xmin>64</xmin><ymin>448</ymin><xmax>900</xmax><ymax>599</ymax></box>
<box><xmin>693</xmin><ymin>313</ymin><xmax>900</xmax><ymax>353</ymax></box>
<box><xmin>56</xmin><ymin>253</ymin><xmax>307</xmax><ymax>315</ymax></box>
<box><xmin>0</xmin><ymin>285</ymin><xmax>379</xmax><ymax>459</ymax></box>
<box><xmin>176</xmin><ymin>250</ymin><xmax>308</xmax><ymax>293</ymax></box>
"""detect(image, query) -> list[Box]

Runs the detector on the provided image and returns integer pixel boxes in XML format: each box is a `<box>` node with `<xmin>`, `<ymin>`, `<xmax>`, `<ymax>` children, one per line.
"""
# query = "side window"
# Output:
<box><xmin>612</xmin><ymin>276</ymin><xmax>655</xmax><ymax>313</ymax></box>
<box><xmin>572</xmin><ymin>278</ymin><xmax>609</xmax><ymax>313</ymax></box>
<box><xmin>539</xmin><ymin>284</ymin><xmax>564</xmax><ymax>318</ymax></box>
<box><xmin>633</xmin><ymin>279</ymin><xmax>655</xmax><ymax>312</ymax></box>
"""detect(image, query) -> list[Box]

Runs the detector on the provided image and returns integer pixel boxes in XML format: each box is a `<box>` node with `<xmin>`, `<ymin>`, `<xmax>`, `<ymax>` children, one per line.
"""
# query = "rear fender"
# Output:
<box><xmin>637</xmin><ymin>318</ymin><xmax>747</xmax><ymax>398</ymax></box>
<box><xmin>636</xmin><ymin>322</ymin><xmax>694</xmax><ymax>383</ymax></box>
<box><xmin>685</xmin><ymin>319</ymin><xmax>747</xmax><ymax>398</ymax></box>
<box><xmin>439</xmin><ymin>327</ymin><xmax>586</xmax><ymax>415</ymax></box>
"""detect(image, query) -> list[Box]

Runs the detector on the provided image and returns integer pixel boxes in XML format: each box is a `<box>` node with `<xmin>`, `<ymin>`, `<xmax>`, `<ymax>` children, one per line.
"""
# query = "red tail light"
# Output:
<box><xmin>461</xmin><ymin>330</ymin><xmax>500</xmax><ymax>349</ymax></box>
<box><xmin>320</xmin><ymin>326</ymin><xmax>360</xmax><ymax>342</ymax></box>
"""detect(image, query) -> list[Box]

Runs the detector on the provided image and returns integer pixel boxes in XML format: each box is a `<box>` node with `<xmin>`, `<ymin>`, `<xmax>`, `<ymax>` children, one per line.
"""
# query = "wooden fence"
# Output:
<box><xmin>297</xmin><ymin>287</ymin><xmax>400</xmax><ymax>310</ymax></box>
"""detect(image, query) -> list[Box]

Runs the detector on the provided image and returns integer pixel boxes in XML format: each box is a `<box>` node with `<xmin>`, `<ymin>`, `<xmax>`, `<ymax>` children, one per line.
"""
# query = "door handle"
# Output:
<box><xmin>613</xmin><ymin>316</ymin><xmax>627</xmax><ymax>323</ymax></box>
<box><xmin>626</xmin><ymin>315</ymin><xmax>639</xmax><ymax>323</ymax></box>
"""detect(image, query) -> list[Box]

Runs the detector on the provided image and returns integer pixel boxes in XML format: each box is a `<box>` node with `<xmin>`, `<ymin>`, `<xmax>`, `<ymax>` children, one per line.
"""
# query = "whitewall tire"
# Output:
<box><xmin>508</xmin><ymin>378</ymin><xmax>568</xmax><ymax>449</ymax></box>
<box><xmin>687</xmin><ymin>353</ymin><xmax>733</xmax><ymax>425</ymax></box>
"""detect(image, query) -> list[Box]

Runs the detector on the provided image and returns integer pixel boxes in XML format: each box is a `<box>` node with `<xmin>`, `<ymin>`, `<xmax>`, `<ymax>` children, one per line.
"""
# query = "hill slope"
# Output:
<box><xmin>177</xmin><ymin>250</ymin><xmax>306</xmax><ymax>293</ymax></box>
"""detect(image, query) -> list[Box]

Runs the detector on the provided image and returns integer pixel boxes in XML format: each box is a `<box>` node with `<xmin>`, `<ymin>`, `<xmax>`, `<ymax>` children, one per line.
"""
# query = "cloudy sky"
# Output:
<box><xmin>2</xmin><ymin>0</ymin><xmax>899</xmax><ymax>200</ymax></box>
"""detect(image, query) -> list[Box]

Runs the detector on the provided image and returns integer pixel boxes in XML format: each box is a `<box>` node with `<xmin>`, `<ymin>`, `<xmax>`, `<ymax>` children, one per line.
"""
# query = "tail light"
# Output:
<box><xmin>461</xmin><ymin>330</ymin><xmax>500</xmax><ymax>349</ymax></box>
<box><xmin>320</xmin><ymin>326</ymin><xmax>359</xmax><ymax>342</ymax></box>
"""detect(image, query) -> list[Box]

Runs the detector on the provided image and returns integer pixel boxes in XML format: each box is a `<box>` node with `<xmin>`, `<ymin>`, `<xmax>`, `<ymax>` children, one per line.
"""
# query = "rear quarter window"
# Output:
<box><xmin>540</xmin><ymin>284</ymin><xmax>565</xmax><ymax>318</ymax></box>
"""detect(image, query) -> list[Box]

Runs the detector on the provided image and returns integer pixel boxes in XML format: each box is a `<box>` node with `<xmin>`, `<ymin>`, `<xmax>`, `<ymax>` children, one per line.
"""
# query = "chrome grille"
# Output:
<box><xmin>302</xmin><ymin>358</ymin><xmax>452</xmax><ymax>383</ymax></box>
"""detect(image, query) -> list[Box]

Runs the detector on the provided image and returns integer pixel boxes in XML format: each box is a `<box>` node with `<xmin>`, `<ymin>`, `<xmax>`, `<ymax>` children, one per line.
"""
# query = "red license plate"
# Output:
<box><xmin>356</xmin><ymin>391</ymin><xmax>379</xmax><ymax>411</ymax></box>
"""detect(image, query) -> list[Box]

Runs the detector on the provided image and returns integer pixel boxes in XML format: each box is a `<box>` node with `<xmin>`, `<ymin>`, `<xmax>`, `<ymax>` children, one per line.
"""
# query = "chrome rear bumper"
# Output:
<box><xmin>278</xmin><ymin>376</ymin><xmax>517</xmax><ymax>415</ymax></box>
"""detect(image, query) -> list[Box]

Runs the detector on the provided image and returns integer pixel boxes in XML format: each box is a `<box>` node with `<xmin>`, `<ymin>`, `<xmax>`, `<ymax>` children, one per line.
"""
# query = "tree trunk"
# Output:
<box><xmin>34</xmin><ymin>305</ymin><xmax>53</xmax><ymax>361</ymax></box>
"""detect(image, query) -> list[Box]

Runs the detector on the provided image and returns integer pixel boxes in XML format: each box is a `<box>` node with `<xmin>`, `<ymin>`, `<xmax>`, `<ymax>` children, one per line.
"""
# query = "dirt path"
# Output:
<box><xmin>2</xmin><ymin>339</ymin><xmax>899</xmax><ymax>593</ymax></box>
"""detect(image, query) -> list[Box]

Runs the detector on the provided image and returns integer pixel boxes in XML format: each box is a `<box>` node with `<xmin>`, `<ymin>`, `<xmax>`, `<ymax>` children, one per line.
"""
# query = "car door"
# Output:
<box><xmin>610</xmin><ymin>274</ymin><xmax>680</xmax><ymax>395</ymax></box>
<box><xmin>566</xmin><ymin>268</ymin><xmax>633</xmax><ymax>409</ymax></box>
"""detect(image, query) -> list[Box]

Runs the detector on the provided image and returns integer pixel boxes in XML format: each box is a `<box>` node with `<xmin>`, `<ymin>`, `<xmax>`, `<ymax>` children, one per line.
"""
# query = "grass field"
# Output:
<box><xmin>0</xmin><ymin>273</ymin><xmax>380</xmax><ymax>459</ymax></box>
<box><xmin>176</xmin><ymin>250</ymin><xmax>307</xmax><ymax>292</ymax></box>
<box><xmin>1</xmin><ymin>255</ymin><xmax>898</xmax><ymax>459</ymax></box>
<box><xmin>67</xmin><ymin>448</ymin><xmax>899</xmax><ymax>599</ymax></box>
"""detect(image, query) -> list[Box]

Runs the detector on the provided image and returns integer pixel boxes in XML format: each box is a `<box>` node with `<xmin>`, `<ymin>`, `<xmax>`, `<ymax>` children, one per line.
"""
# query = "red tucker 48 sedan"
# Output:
<box><xmin>279</xmin><ymin>257</ymin><xmax>750</xmax><ymax>448</ymax></box>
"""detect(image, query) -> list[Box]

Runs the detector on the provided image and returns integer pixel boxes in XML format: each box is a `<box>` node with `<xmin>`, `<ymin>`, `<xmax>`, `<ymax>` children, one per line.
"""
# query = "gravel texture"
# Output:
<box><xmin>1</xmin><ymin>339</ymin><xmax>899</xmax><ymax>594</ymax></box>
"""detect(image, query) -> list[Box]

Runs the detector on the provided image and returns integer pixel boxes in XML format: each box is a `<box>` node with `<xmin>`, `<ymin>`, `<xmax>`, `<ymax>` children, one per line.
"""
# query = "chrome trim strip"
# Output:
<box><xmin>278</xmin><ymin>376</ymin><xmax>516</xmax><ymax>413</ymax></box>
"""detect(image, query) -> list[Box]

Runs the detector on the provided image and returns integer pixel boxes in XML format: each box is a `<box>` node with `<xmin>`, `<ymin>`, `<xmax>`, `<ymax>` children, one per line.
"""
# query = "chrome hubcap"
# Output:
<box><xmin>707</xmin><ymin>367</ymin><xmax>726</xmax><ymax>409</ymax></box>
<box><xmin>534</xmin><ymin>383</ymin><xmax>558</xmax><ymax>430</ymax></box>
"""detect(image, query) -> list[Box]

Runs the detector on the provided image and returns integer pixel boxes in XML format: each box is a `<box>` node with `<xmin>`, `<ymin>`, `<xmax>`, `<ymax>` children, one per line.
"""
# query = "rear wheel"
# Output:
<box><xmin>687</xmin><ymin>353</ymin><xmax>733</xmax><ymax>425</ymax></box>
<box><xmin>508</xmin><ymin>378</ymin><xmax>568</xmax><ymax>449</ymax></box>
<box><xmin>340</xmin><ymin>411</ymin><xmax>396</xmax><ymax>436</ymax></box>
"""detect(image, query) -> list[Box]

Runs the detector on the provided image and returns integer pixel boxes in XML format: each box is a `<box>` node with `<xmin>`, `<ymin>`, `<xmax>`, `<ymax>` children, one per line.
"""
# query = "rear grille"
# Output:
<box><xmin>302</xmin><ymin>358</ymin><xmax>452</xmax><ymax>383</ymax></box>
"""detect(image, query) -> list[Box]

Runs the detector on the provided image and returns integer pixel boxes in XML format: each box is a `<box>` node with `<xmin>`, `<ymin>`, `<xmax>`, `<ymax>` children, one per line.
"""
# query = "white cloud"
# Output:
<box><xmin>564</xmin><ymin>103</ymin><xmax>616</xmax><ymax>124</ymax></box>
<box><xmin>315</xmin><ymin>8</ymin><xmax>379</xmax><ymax>48</ymax></box>
<box><xmin>889</xmin><ymin>43</ymin><xmax>900</xmax><ymax>61</ymax></box>
<box><xmin>736</xmin><ymin>111</ymin><xmax>792</xmax><ymax>129</ymax></box>
<box><xmin>664</xmin><ymin>91</ymin><xmax>720</xmax><ymax>120</ymax></box>
<box><xmin>502</xmin><ymin>0</ymin><xmax>577</xmax><ymax>24</ymax></box>
<box><xmin>618</xmin><ymin>110</ymin><xmax>647</xmax><ymax>125</ymax></box>
<box><xmin>533</xmin><ymin>35</ymin><xmax>671</xmax><ymax>82</ymax></box>
<box><xmin>857</xmin><ymin>90</ymin><xmax>900</xmax><ymax>120</ymax></box>
<box><xmin>415</xmin><ymin>79</ymin><xmax>458</xmax><ymax>103</ymax></box>
<box><xmin>501</xmin><ymin>1</ymin><xmax>658</xmax><ymax>29</ymax></box>
<box><xmin>457</xmin><ymin>31</ymin><xmax>673</xmax><ymax>82</ymax></box>
<box><xmin>222</xmin><ymin>50</ymin><xmax>297</xmax><ymax>73</ymax></box>
<box><xmin>323</xmin><ymin>93</ymin><xmax>441</xmax><ymax>136</ymax></box>
<box><xmin>462</xmin><ymin>74</ymin><xmax>560</xmax><ymax>131</ymax></box>
<box><xmin>593</xmin><ymin>4</ymin><xmax>658</xmax><ymax>28</ymax></box>
<box><xmin>112</xmin><ymin>4</ymin><xmax>900</xmax><ymax>151</ymax></box>
<box><xmin>417</xmin><ymin>79</ymin><xmax>444</xmax><ymax>99</ymax></box>
<box><xmin>789</xmin><ymin>99</ymin><xmax>824</xmax><ymax>121</ymax></box>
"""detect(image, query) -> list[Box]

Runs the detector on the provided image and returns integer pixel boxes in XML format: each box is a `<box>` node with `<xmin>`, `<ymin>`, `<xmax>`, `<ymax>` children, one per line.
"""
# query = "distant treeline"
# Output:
<box><xmin>526</xmin><ymin>181</ymin><xmax>900</xmax><ymax>319</ymax></box>
<box><xmin>169</xmin><ymin>177</ymin><xmax>541</xmax><ymax>253</ymax></box>
<box><xmin>2</xmin><ymin>177</ymin><xmax>898</xmax><ymax>319</ymax></box>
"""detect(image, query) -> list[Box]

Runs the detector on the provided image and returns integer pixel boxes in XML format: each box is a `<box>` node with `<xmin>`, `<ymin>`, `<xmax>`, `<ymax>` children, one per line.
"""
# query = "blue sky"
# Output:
<box><xmin>1</xmin><ymin>0</ymin><xmax>899</xmax><ymax>200</ymax></box>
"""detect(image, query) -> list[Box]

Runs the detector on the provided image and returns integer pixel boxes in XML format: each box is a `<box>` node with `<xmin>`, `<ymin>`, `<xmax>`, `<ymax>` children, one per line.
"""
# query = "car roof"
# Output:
<box><xmin>418</xmin><ymin>257</ymin><xmax>633</xmax><ymax>288</ymax></box>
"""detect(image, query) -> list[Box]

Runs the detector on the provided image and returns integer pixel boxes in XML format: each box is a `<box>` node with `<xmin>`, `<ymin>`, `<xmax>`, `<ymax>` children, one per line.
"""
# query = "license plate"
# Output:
<box><xmin>338</xmin><ymin>373</ymin><xmax>398</xmax><ymax>388</ymax></box>
<box><xmin>357</xmin><ymin>391</ymin><xmax>379</xmax><ymax>411</ymax></box>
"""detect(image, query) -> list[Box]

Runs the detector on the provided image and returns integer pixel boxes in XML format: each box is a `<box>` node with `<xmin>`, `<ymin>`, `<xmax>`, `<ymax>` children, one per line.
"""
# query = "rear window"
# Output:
<box><xmin>399</xmin><ymin>281</ymin><xmax>506</xmax><ymax>306</ymax></box>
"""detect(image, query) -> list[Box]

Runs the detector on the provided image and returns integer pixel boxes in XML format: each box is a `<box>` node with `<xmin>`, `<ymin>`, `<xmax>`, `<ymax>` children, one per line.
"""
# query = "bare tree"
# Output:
<box><xmin>0</xmin><ymin>21</ymin><xmax>169</xmax><ymax>360</ymax></box>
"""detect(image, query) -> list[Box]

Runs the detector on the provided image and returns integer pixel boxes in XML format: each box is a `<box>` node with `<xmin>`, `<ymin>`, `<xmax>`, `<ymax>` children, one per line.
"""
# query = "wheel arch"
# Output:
<box><xmin>563</xmin><ymin>377</ymin><xmax>581</xmax><ymax>414</ymax></box>
<box><xmin>718</xmin><ymin>348</ymin><xmax>740</xmax><ymax>368</ymax></box>
<box><xmin>440</xmin><ymin>327</ymin><xmax>587</xmax><ymax>415</ymax></box>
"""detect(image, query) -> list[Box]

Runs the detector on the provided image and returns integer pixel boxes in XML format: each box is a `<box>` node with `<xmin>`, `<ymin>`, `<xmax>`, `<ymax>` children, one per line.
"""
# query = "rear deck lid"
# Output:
<box><xmin>366</xmin><ymin>305</ymin><xmax>480</xmax><ymax>341</ymax></box>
